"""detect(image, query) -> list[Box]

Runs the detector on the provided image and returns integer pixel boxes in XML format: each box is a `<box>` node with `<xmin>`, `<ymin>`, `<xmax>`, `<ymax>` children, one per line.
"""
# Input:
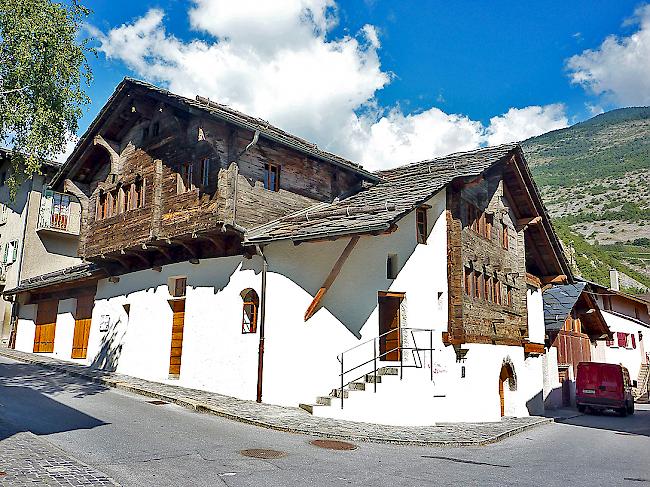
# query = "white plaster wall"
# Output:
<box><xmin>14</xmin><ymin>304</ymin><xmax>36</xmax><ymax>352</ymax></box>
<box><xmin>526</xmin><ymin>285</ymin><xmax>545</xmax><ymax>344</ymax></box>
<box><xmin>601</xmin><ymin>311</ymin><xmax>649</xmax><ymax>381</ymax></box>
<box><xmin>12</xmin><ymin>189</ymin><xmax>545</xmax><ymax>424</ymax></box>
<box><xmin>52</xmin><ymin>299</ymin><xmax>76</xmax><ymax>360</ymax></box>
<box><xmin>542</xmin><ymin>346</ymin><xmax>562</xmax><ymax>409</ymax></box>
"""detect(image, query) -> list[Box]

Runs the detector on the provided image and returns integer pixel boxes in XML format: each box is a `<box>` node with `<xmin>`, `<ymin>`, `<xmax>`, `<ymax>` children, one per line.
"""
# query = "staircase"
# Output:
<box><xmin>634</xmin><ymin>363</ymin><xmax>649</xmax><ymax>403</ymax></box>
<box><xmin>299</xmin><ymin>366</ymin><xmax>399</xmax><ymax>414</ymax></box>
<box><xmin>300</xmin><ymin>327</ymin><xmax>437</xmax><ymax>417</ymax></box>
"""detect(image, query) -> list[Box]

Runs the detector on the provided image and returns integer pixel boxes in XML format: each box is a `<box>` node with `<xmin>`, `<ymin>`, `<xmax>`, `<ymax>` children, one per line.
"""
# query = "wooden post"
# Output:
<box><xmin>304</xmin><ymin>236</ymin><xmax>360</xmax><ymax>321</ymax></box>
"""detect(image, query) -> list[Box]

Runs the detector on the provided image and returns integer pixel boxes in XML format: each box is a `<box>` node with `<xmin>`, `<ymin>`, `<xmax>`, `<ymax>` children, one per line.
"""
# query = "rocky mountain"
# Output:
<box><xmin>521</xmin><ymin>107</ymin><xmax>650</xmax><ymax>292</ymax></box>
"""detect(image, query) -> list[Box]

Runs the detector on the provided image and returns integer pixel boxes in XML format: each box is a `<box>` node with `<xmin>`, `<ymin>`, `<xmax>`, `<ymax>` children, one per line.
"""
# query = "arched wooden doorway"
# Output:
<box><xmin>498</xmin><ymin>363</ymin><xmax>515</xmax><ymax>417</ymax></box>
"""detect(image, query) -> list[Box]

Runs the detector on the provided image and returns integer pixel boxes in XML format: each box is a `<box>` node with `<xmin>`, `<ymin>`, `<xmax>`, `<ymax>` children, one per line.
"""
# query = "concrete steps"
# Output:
<box><xmin>634</xmin><ymin>363</ymin><xmax>649</xmax><ymax>403</ymax></box>
<box><xmin>299</xmin><ymin>366</ymin><xmax>399</xmax><ymax>414</ymax></box>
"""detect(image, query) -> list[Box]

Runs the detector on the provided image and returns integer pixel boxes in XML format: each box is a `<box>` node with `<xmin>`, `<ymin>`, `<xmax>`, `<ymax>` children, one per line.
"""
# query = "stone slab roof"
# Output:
<box><xmin>543</xmin><ymin>282</ymin><xmax>587</xmax><ymax>332</ymax></box>
<box><xmin>52</xmin><ymin>78</ymin><xmax>380</xmax><ymax>187</ymax></box>
<box><xmin>246</xmin><ymin>143</ymin><xmax>519</xmax><ymax>243</ymax></box>
<box><xmin>3</xmin><ymin>263</ymin><xmax>104</xmax><ymax>296</ymax></box>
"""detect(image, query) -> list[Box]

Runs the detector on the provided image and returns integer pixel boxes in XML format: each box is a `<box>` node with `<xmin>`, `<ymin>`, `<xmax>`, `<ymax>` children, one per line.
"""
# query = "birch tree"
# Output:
<box><xmin>0</xmin><ymin>0</ymin><xmax>93</xmax><ymax>195</ymax></box>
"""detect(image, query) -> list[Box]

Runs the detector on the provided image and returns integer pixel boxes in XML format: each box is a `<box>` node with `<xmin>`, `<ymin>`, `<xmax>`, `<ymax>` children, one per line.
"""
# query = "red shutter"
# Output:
<box><xmin>617</xmin><ymin>332</ymin><xmax>627</xmax><ymax>348</ymax></box>
<box><xmin>631</xmin><ymin>334</ymin><xmax>636</xmax><ymax>349</ymax></box>
<box><xmin>605</xmin><ymin>338</ymin><xmax>614</xmax><ymax>347</ymax></box>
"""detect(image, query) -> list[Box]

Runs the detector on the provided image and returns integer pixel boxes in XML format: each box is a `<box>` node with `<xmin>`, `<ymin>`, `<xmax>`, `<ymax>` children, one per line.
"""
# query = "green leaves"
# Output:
<box><xmin>0</xmin><ymin>0</ymin><xmax>93</xmax><ymax>197</ymax></box>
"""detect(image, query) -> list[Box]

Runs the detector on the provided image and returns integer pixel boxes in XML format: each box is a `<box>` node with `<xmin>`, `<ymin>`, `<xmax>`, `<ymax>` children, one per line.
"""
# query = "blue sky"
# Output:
<box><xmin>76</xmin><ymin>0</ymin><xmax>650</xmax><ymax>169</ymax></box>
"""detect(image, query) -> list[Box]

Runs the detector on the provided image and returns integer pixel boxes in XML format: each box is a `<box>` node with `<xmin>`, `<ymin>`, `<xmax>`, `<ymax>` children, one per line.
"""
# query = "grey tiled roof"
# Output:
<box><xmin>3</xmin><ymin>263</ymin><xmax>104</xmax><ymax>296</ymax></box>
<box><xmin>543</xmin><ymin>282</ymin><xmax>587</xmax><ymax>331</ymax></box>
<box><xmin>246</xmin><ymin>143</ymin><xmax>519</xmax><ymax>243</ymax></box>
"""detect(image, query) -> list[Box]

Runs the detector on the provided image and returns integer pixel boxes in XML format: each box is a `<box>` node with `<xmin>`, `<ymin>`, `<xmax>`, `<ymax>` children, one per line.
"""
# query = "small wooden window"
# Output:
<box><xmin>483</xmin><ymin>274</ymin><xmax>489</xmax><ymax>300</ymax></box>
<box><xmin>387</xmin><ymin>254</ymin><xmax>398</xmax><ymax>279</ymax></box>
<box><xmin>473</xmin><ymin>271</ymin><xmax>480</xmax><ymax>299</ymax></box>
<box><xmin>135</xmin><ymin>177</ymin><xmax>145</xmax><ymax>208</ymax></box>
<box><xmin>464</xmin><ymin>267</ymin><xmax>471</xmax><ymax>295</ymax></box>
<box><xmin>506</xmin><ymin>285</ymin><xmax>513</xmax><ymax>307</ymax></box>
<box><xmin>241</xmin><ymin>288</ymin><xmax>259</xmax><ymax>334</ymax></box>
<box><xmin>200</xmin><ymin>158</ymin><xmax>210</xmax><ymax>187</ymax></box>
<box><xmin>264</xmin><ymin>163</ymin><xmax>280</xmax><ymax>192</ymax></box>
<box><xmin>416</xmin><ymin>207</ymin><xmax>428</xmax><ymax>244</ymax></box>
<box><xmin>502</xmin><ymin>224</ymin><xmax>509</xmax><ymax>250</ymax></box>
<box><xmin>169</xmin><ymin>277</ymin><xmax>187</xmax><ymax>297</ymax></box>
<box><xmin>123</xmin><ymin>186</ymin><xmax>130</xmax><ymax>212</ymax></box>
<box><xmin>180</xmin><ymin>163</ymin><xmax>193</xmax><ymax>193</ymax></box>
<box><xmin>152</xmin><ymin>122</ymin><xmax>160</xmax><ymax>137</ymax></box>
<box><xmin>483</xmin><ymin>214</ymin><xmax>492</xmax><ymax>240</ymax></box>
<box><xmin>493</xmin><ymin>280</ymin><xmax>502</xmax><ymax>305</ymax></box>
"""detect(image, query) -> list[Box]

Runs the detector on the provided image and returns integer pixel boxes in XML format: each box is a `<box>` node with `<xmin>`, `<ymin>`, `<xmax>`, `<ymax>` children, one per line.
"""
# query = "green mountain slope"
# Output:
<box><xmin>521</xmin><ymin>107</ymin><xmax>650</xmax><ymax>292</ymax></box>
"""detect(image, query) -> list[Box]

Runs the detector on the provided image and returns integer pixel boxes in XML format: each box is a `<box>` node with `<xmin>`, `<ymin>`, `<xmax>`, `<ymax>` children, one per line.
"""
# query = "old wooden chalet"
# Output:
<box><xmin>5</xmin><ymin>78</ymin><xmax>573</xmax><ymax>425</ymax></box>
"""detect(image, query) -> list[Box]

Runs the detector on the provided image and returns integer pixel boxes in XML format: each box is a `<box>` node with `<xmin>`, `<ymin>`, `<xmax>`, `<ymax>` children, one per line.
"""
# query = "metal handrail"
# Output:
<box><xmin>337</xmin><ymin>327</ymin><xmax>437</xmax><ymax>409</ymax></box>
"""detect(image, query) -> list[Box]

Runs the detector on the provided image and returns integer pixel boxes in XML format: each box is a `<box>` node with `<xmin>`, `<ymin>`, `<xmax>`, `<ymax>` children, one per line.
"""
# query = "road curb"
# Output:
<box><xmin>0</xmin><ymin>348</ymin><xmax>553</xmax><ymax>447</ymax></box>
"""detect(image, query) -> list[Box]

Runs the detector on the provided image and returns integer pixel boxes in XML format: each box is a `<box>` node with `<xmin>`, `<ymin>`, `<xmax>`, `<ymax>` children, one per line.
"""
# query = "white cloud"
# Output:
<box><xmin>485</xmin><ymin>105</ymin><xmax>568</xmax><ymax>146</ymax></box>
<box><xmin>567</xmin><ymin>4</ymin><xmax>650</xmax><ymax>106</ymax></box>
<box><xmin>95</xmin><ymin>2</ymin><xmax>567</xmax><ymax>171</ymax></box>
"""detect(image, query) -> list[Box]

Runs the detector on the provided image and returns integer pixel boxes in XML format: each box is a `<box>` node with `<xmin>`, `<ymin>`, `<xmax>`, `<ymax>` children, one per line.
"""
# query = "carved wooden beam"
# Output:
<box><xmin>541</xmin><ymin>274</ymin><xmax>568</xmax><ymax>285</ymax></box>
<box><xmin>516</xmin><ymin>216</ymin><xmax>542</xmax><ymax>231</ymax></box>
<box><xmin>147</xmin><ymin>241</ymin><xmax>174</xmax><ymax>260</ymax></box>
<box><xmin>121</xmin><ymin>249</ymin><xmax>150</xmax><ymax>267</ymax></box>
<box><xmin>93</xmin><ymin>135</ymin><xmax>120</xmax><ymax>174</ymax></box>
<box><xmin>304</xmin><ymin>236</ymin><xmax>360</xmax><ymax>321</ymax></box>
<box><xmin>172</xmin><ymin>239</ymin><xmax>199</xmax><ymax>258</ymax></box>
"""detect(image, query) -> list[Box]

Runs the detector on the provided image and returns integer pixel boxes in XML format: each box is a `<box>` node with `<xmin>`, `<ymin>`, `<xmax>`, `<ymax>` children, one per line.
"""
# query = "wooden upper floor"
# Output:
<box><xmin>52</xmin><ymin>79</ymin><xmax>378</xmax><ymax>273</ymax></box>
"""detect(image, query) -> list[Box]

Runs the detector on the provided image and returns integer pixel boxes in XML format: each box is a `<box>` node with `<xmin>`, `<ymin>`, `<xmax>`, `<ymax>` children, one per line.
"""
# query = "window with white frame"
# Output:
<box><xmin>3</xmin><ymin>240</ymin><xmax>18</xmax><ymax>264</ymax></box>
<box><xmin>0</xmin><ymin>203</ymin><xmax>8</xmax><ymax>225</ymax></box>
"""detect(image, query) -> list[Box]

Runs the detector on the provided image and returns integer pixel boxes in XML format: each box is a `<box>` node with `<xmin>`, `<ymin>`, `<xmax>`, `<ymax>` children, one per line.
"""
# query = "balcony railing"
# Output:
<box><xmin>37</xmin><ymin>190</ymin><xmax>80</xmax><ymax>236</ymax></box>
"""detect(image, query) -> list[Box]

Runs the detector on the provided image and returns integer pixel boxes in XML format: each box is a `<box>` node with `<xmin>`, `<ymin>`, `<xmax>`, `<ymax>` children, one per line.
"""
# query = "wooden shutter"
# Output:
<box><xmin>34</xmin><ymin>300</ymin><xmax>58</xmax><ymax>353</ymax></box>
<box><xmin>169</xmin><ymin>300</ymin><xmax>186</xmax><ymax>376</ymax></box>
<box><xmin>71</xmin><ymin>296</ymin><xmax>94</xmax><ymax>359</ymax></box>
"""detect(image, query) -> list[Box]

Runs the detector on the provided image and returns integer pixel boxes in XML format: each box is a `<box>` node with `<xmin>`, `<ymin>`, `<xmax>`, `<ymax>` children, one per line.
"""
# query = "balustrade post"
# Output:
<box><xmin>373</xmin><ymin>339</ymin><xmax>377</xmax><ymax>393</ymax></box>
<box><xmin>340</xmin><ymin>355</ymin><xmax>344</xmax><ymax>409</ymax></box>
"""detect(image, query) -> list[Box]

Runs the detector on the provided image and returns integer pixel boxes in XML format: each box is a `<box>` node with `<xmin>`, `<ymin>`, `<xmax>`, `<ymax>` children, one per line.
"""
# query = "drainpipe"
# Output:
<box><xmin>256</xmin><ymin>244</ymin><xmax>267</xmax><ymax>403</ymax></box>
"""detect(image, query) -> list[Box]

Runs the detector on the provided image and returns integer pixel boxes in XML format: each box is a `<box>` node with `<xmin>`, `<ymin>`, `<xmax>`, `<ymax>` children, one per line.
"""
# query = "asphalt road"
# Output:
<box><xmin>0</xmin><ymin>355</ymin><xmax>648</xmax><ymax>487</ymax></box>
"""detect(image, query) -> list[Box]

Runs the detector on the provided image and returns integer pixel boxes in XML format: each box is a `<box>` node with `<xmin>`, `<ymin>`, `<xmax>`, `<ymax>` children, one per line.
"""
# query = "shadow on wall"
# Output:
<box><xmin>98</xmin><ymin>257</ymin><xmax>246</xmax><ymax>301</ymax></box>
<box><xmin>526</xmin><ymin>390</ymin><xmax>544</xmax><ymax>416</ymax></box>
<box><xmin>269</xmin><ymin>213</ymin><xmax>434</xmax><ymax>339</ymax></box>
<box><xmin>90</xmin><ymin>319</ymin><xmax>124</xmax><ymax>372</ymax></box>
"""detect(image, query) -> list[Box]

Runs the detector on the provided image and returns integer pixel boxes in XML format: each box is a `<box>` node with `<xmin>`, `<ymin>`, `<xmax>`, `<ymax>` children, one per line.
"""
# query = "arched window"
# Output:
<box><xmin>241</xmin><ymin>288</ymin><xmax>259</xmax><ymax>334</ymax></box>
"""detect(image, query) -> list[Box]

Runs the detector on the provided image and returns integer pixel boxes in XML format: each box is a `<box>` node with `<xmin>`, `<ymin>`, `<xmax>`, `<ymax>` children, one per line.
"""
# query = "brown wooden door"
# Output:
<box><xmin>379</xmin><ymin>294</ymin><xmax>402</xmax><ymax>361</ymax></box>
<box><xmin>33</xmin><ymin>300</ymin><xmax>58</xmax><ymax>353</ymax></box>
<box><xmin>169</xmin><ymin>300</ymin><xmax>186</xmax><ymax>376</ymax></box>
<box><xmin>71</xmin><ymin>296</ymin><xmax>94</xmax><ymax>359</ymax></box>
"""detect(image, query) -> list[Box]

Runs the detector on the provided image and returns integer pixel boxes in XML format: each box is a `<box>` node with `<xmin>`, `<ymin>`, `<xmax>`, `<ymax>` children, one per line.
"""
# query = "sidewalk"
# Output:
<box><xmin>0</xmin><ymin>347</ymin><xmax>553</xmax><ymax>447</ymax></box>
<box><xmin>0</xmin><ymin>419</ymin><xmax>119</xmax><ymax>486</ymax></box>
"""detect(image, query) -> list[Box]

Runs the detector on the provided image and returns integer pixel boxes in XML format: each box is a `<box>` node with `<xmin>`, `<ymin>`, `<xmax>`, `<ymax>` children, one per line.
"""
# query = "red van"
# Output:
<box><xmin>576</xmin><ymin>362</ymin><xmax>634</xmax><ymax>416</ymax></box>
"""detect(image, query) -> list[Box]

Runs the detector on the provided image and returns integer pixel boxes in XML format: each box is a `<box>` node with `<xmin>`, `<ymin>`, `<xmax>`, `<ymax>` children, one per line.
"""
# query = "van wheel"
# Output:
<box><xmin>577</xmin><ymin>405</ymin><xmax>586</xmax><ymax>413</ymax></box>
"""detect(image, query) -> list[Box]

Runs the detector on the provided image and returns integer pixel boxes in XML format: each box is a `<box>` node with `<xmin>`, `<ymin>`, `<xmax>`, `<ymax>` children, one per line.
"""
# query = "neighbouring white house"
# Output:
<box><xmin>589</xmin><ymin>273</ymin><xmax>650</xmax><ymax>387</ymax></box>
<box><xmin>4</xmin><ymin>79</ymin><xmax>574</xmax><ymax>425</ymax></box>
<box><xmin>542</xmin><ymin>282</ymin><xmax>611</xmax><ymax>408</ymax></box>
<box><xmin>0</xmin><ymin>149</ymin><xmax>83</xmax><ymax>346</ymax></box>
